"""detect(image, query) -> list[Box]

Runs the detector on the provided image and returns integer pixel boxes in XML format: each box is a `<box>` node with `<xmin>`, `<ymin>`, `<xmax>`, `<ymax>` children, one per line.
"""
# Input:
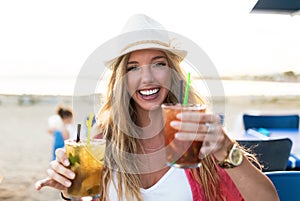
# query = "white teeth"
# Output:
<box><xmin>139</xmin><ymin>88</ymin><xmax>159</xmax><ymax>96</ymax></box>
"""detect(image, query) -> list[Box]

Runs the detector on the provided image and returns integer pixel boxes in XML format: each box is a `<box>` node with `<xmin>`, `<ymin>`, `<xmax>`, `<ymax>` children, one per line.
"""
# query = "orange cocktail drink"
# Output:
<box><xmin>65</xmin><ymin>139</ymin><xmax>105</xmax><ymax>199</ymax></box>
<box><xmin>162</xmin><ymin>103</ymin><xmax>206</xmax><ymax>168</ymax></box>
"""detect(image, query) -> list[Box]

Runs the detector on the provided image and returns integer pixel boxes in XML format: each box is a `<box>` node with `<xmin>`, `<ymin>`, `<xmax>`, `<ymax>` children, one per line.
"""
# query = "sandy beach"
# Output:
<box><xmin>0</xmin><ymin>94</ymin><xmax>300</xmax><ymax>201</ymax></box>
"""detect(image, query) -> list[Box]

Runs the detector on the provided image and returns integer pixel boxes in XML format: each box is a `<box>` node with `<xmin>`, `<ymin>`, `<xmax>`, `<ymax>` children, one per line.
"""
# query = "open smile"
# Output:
<box><xmin>138</xmin><ymin>88</ymin><xmax>160</xmax><ymax>96</ymax></box>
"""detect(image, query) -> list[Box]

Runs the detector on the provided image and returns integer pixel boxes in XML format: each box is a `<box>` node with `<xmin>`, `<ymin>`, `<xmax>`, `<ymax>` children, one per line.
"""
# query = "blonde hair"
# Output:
<box><xmin>98</xmin><ymin>49</ymin><xmax>259</xmax><ymax>201</ymax></box>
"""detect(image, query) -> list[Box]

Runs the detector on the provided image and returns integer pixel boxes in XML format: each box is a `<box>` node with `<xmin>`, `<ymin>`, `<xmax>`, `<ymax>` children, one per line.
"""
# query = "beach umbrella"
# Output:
<box><xmin>251</xmin><ymin>0</ymin><xmax>300</xmax><ymax>15</ymax></box>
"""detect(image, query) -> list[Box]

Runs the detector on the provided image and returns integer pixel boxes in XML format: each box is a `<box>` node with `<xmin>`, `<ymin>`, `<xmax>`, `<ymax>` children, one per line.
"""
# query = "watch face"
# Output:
<box><xmin>230</xmin><ymin>148</ymin><xmax>243</xmax><ymax>165</ymax></box>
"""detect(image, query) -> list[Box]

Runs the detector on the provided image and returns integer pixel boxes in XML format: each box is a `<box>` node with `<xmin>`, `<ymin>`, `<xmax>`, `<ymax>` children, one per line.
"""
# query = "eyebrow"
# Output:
<box><xmin>127</xmin><ymin>55</ymin><xmax>167</xmax><ymax>65</ymax></box>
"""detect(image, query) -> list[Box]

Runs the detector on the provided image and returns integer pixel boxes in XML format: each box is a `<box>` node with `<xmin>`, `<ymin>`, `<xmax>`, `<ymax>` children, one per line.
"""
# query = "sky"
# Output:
<box><xmin>0</xmin><ymin>0</ymin><xmax>299</xmax><ymax>81</ymax></box>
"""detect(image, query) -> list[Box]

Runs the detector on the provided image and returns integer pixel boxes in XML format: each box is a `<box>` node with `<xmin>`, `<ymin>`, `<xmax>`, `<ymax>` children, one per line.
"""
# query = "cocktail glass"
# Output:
<box><xmin>65</xmin><ymin>139</ymin><xmax>106</xmax><ymax>200</ymax></box>
<box><xmin>161</xmin><ymin>103</ymin><xmax>206</xmax><ymax>168</ymax></box>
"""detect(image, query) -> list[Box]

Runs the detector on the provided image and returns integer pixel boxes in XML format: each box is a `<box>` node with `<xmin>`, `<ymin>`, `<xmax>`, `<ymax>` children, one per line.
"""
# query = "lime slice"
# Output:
<box><xmin>83</xmin><ymin>145</ymin><xmax>105</xmax><ymax>165</ymax></box>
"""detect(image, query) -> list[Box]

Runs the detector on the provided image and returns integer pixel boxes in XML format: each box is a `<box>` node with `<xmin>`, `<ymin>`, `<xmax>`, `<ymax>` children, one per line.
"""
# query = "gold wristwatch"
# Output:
<box><xmin>218</xmin><ymin>143</ymin><xmax>243</xmax><ymax>168</ymax></box>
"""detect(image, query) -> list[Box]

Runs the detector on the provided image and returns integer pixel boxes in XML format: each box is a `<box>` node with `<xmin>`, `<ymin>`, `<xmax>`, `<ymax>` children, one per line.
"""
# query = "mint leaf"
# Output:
<box><xmin>69</xmin><ymin>153</ymin><xmax>80</xmax><ymax>166</ymax></box>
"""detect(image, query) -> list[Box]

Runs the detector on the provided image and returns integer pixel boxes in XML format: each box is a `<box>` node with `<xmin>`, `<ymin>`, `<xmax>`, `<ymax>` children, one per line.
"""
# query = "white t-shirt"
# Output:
<box><xmin>108</xmin><ymin>167</ymin><xmax>193</xmax><ymax>201</ymax></box>
<box><xmin>66</xmin><ymin>123</ymin><xmax>77</xmax><ymax>140</ymax></box>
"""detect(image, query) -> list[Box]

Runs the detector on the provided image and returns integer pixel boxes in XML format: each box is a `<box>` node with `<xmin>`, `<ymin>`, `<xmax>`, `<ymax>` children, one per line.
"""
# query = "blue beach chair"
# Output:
<box><xmin>265</xmin><ymin>171</ymin><xmax>300</xmax><ymax>201</ymax></box>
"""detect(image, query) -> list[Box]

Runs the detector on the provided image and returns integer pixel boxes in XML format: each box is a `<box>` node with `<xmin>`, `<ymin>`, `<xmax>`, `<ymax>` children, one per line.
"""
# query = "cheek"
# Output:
<box><xmin>126</xmin><ymin>74</ymin><xmax>138</xmax><ymax>95</ymax></box>
<box><xmin>156</xmin><ymin>70</ymin><xmax>171</xmax><ymax>88</ymax></box>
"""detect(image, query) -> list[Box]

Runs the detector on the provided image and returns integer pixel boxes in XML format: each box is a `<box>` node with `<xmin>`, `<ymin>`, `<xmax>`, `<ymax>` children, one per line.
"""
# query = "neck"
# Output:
<box><xmin>138</xmin><ymin>130</ymin><xmax>168</xmax><ymax>174</ymax></box>
<box><xmin>140</xmin><ymin>130</ymin><xmax>165</xmax><ymax>153</ymax></box>
<box><xmin>135</xmin><ymin>106</ymin><xmax>164</xmax><ymax>139</ymax></box>
<box><xmin>135</xmin><ymin>106</ymin><xmax>161</xmax><ymax>126</ymax></box>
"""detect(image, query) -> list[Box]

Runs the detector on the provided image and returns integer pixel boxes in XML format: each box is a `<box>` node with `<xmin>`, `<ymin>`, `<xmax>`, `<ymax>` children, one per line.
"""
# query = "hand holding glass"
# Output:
<box><xmin>162</xmin><ymin>103</ymin><xmax>206</xmax><ymax>168</ymax></box>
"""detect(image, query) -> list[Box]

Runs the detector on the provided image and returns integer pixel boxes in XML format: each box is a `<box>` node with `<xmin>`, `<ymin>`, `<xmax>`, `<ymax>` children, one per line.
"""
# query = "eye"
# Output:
<box><xmin>152</xmin><ymin>62</ymin><xmax>167</xmax><ymax>68</ymax></box>
<box><xmin>127</xmin><ymin>65</ymin><xmax>140</xmax><ymax>72</ymax></box>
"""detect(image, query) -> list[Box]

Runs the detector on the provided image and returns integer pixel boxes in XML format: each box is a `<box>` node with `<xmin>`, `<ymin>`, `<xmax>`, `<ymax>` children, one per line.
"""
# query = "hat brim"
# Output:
<box><xmin>105</xmin><ymin>42</ymin><xmax>187</xmax><ymax>67</ymax></box>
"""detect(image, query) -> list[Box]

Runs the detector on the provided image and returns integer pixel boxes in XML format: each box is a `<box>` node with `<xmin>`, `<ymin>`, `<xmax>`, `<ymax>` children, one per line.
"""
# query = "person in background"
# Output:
<box><xmin>47</xmin><ymin>114</ymin><xmax>65</xmax><ymax>160</ymax></box>
<box><xmin>36</xmin><ymin>14</ymin><xmax>279</xmax><ymax>201</ymax></box>
<box><xmin>47</xmin><ymin>105</ymin><xmax>75</xmax><ymax>160</ymax></box>
<box><xmin>56</xmin><ymin>105</ymin><xmax>76</xmax><ymax>140</ymax></box>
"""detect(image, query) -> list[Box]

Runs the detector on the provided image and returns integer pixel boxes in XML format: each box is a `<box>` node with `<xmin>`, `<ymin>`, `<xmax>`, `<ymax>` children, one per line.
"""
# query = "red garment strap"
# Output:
<box><xmin>184</xmin><ymin>167</ymin><xmax>244</xmax><ymax>201</ymax></box>
<box><xmin>184</xmin><ymin>169</ymin><xmax>205</xmax><ymax>201</ymax></box>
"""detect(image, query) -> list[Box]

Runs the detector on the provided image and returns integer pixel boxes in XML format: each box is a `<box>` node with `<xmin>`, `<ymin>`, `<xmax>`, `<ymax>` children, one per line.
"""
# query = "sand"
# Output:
<box><xmin>0</xmin><ymin>94</ymin><xmax>300</xmax><ymax>201</ymax></box>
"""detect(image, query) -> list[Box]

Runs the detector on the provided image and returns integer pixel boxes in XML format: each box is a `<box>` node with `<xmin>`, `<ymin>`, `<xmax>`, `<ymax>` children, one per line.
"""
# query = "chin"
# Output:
<box><xmin>136</xmin><ymin>102</ymin><xmax>163</xmax><ymax>112</ymax></box>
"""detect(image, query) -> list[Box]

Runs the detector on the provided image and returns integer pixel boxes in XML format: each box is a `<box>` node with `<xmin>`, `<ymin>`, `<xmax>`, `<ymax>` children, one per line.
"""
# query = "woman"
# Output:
<box><xmin>36</xmin><ymin>14</ymin><xmax>279</xmax><ymax>201</ymax></box>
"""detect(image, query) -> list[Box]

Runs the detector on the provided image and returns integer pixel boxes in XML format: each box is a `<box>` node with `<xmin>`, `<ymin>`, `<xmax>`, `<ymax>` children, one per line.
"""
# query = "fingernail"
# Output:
<box><xmin>63</xmin><ymin>159</ymin><xmax>70</xmax><ymax>166</ymax></box>
<box><xmin>175</xmin><ymin>133</ymin><xmax>184</xmax><ymax>140</ymax></box>
<box><xmin>34</xmin><ymin>182</ymin><xmax>41</xmax><ymax>190</ymax></box>
<box><xmin>65</xmin><ymin>180</ymin><xmax>72</xmax><ymax>187</ymax></box>
<box><xmin>69</xmin><ymin>172</ymin><xmax>75</xmax><ymax>179</ymax></box>
<box><xmin>176</xmin><ymin>113</ymin><xmax>182</xmax><ymax>119</ymax></box>
<box><xmin>170</xmin><ymin>121</ymin><xmax>180</xmax><ymax>128</ymax></box>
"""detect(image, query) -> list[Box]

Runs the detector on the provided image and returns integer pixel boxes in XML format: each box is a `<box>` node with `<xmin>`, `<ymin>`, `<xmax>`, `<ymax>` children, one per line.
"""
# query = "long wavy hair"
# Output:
<box><xmin>98</xmin><ymin>49</ymin><xmax>259</xmax><ymax>201</ymax></box>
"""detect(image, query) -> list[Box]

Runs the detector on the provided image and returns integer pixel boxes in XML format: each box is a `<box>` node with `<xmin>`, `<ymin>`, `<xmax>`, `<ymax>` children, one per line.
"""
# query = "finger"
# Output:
<box><xmin>49</xmin><ymin>160</ymin><xmax>75</xmax><ymax>180</ymax></box>
<box><xmin>204</xmin><ymin>130</ymin><xmax>224</xmax><ymax>141</ymax></box>
<box><xmin>35</xmin><ymin>178</ymin><xmax>51</xmax><ymax>190</ymax></box>
<box><xmin>205</xmin><ymin>120</ymin><xmax>224</xmax><ymax>134</ymax></box>
<box><xmin>177</xmin><ymin>113</ymin><xmax>221</xmax><ymax>123</ymax></box>
<box><xmin>198</xmin><ymin>140</ymin><xmax>221</xmax><ymax>159</ymax></box>
<box><xmin>170</xmin><ymin>121</ymin><xmax>207</xmax><ymax>133</ymax></box>
<box><xmin>35</xmin><ymin>177</ymin><xmax>67</xmax><ymax>191</ymax></box>
<box><xmin>47</xmin><ymin>168</ymin><xmax>72</xmax><ymax>188</ymax></box>
<box><xmin>201</xmin><ymin>129</ymin><xmax>224</xmax><ymax>149</ymax></box>
<box><xmin>175</xmin><ymin>133</ymin><xmax>206</xmax><ymax>141</ymax></box>
<box><xmin>200</xmin><ymin>131</ymin><xmax>226</xmax><ymax>155</ymax></box>
<box><xmin>199</xmin><ymin>147</ymin><xmax>213</xmax><ymax>158</ymax></box>
<box><xmin>55</xmin><ymin>148</ymin><xmax>70</xmax><ymax>166</ymax></box>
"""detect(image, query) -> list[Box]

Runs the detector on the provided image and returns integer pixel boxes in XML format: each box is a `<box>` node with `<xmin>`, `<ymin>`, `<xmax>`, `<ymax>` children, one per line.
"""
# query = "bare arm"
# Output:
<box><xmin>62</xmin><ymin>129</ymin><xmax>70</xmax><ymax>140</ymax></box>
<box><xmin>217</xmin><ymin>135</ymin><xmax>279</xmax><ymax>201</ymax></box>
<box><xmin>173</xmin><ymin>113</ymin><xmax>279</xmax><ymax>201</ymax></box>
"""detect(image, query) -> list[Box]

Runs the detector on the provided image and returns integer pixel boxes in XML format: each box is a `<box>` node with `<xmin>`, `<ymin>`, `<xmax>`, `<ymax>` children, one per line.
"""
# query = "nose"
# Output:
<box><xmin>140</xmin><ymin>65</ymin><xmax>154</xmax><ymax>83</ymax></box>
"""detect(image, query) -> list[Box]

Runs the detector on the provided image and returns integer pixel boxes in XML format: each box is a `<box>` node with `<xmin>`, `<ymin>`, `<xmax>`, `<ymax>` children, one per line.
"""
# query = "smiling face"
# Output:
<box><xmin>126</xmin><ymin>49</ymin><xmax>171</xmax><ymax>112</ymax></box>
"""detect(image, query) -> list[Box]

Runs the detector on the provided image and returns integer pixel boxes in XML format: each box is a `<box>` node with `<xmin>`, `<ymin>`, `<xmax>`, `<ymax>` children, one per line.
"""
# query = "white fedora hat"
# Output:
<box><xmin>105</xmin><ymin>14</ymin><xmax>187</xmax><ymax>67</ymax></box>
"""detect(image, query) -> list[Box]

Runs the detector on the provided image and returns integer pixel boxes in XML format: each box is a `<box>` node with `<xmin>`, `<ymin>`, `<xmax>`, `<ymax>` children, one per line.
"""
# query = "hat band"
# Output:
<box><xmin>120</xmin><ymin>40</ymin><xmax>170</xmax><ymax>54</ymax></box>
